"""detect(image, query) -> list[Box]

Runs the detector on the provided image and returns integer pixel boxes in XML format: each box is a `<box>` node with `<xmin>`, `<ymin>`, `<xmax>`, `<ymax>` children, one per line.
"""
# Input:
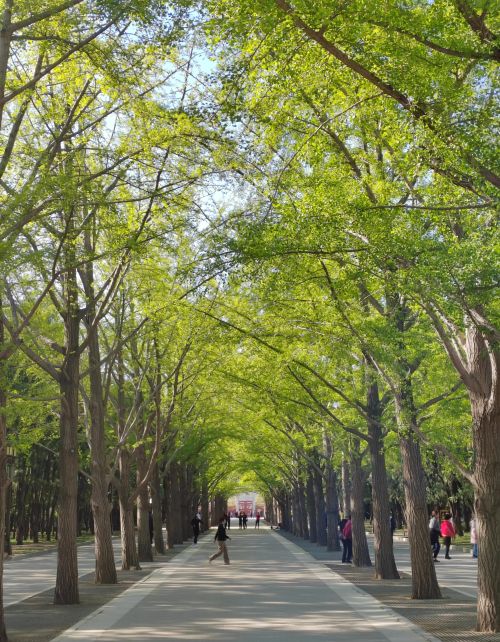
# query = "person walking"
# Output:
<box><xmin>209</xmin><ymin>517</ymin><xmax>231</xmax><ymax>565</ymax></box>
<box><xmin>238</xmin><ymin>511</ymin><xmax>243</xmax><ymax>529</ymax></box>
<box><xmin>441</xmin><ymin>513</ymin><xmax>456</xmax><ymax>559</ymax></box>
<box><xmin>429</xmin><ymin>510</ymin><xmax>441</xmax><ymax>562</ymax></box>
<box><xmin>225</xmin><ymin>512</ymin><xmax>231</xmax><ymax>530</ymax></box>
<box><xmin>255</xmin><ymin>512</ymin><xmax>261</xmax><ymax>529</ymax></box>
<box><xmin>191</xmin><ymin>512</ymin><xmax>203</xmax><ymax>544</ymax></box>
<box><xmin>341</xmin><ymin>515</ymin><xmax>352</xmax><ymax>563</ymax></box>
<box><xmin>243</xmin><ymin>512</ymin><xmax>248</xmax><ymax>529</ymax></box>
<box><xmin>470</xmin><ymin>516</ymin><xmax>478</xmax><ymax>559</ymax></box>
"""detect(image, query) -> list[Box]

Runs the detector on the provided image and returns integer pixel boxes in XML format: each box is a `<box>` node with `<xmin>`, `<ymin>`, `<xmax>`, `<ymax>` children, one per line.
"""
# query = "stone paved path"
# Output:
<box><xmin>51</xmin><ymin>527</ymin><xmax>440</xmax><ymax>642</ymax></box>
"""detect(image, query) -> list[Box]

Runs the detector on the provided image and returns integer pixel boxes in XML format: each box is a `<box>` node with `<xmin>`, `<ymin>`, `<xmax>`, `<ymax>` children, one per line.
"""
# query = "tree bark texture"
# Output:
<box><xmin>84</xmin><ymin>248</ymin><xmax>117</xmax><ymax>584</ymax></box>
<box><xmin>150</xmin><ymin>464</ymin><xmax>165</xmax><ymax>554</ymax></box>
<box><xmin>54</xmin><ymin>292</ymin><xmax>80</xmax><ymax>605</ymax></box>
<box><xmin>323</xmin><ymin>434</ymin><xmax>340</xmax><ymax>552</ymax></box>
<box><xmin>466</xmin><ymin>326</ymin><xmax>500</xmax><ymax>632</ymax></box>
<box><xmin>0</xmin><ymin>308</ymin><xmax>9</xmax><ymax>640</ymax></box>
<box><xmin>313</xmin><ymin>464</ymin><xmax>327</xmax><ymax>546</ymax></box>
<box><xmin>306</xmin><ymin>469</ymin><xmax>317</xmax><ymax>543</ymax></box>
<box><xmin>136</xmin><ymin>445</ymin><xmax>153</xmax><ymax>563</ymax></box>
<box><xmin>366</xmin><ymin>373</ymin><xmax>399</xmax><ymax>579</ymax></box>
<box><xmin>350</xmin><ymin>441</ymin><xmax>372</xmax><ymax>567</ymax></box>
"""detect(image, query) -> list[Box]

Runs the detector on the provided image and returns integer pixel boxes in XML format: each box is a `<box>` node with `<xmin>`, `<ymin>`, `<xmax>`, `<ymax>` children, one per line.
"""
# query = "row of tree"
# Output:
<box><xmin>0</xmin><ymin>0</ymin><xmax>498</xmax><ymax>639</ymax></box>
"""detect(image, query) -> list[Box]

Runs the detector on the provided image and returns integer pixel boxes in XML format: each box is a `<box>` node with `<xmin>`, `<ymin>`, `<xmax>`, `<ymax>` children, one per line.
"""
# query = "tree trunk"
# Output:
<box><xmin>366</xmin><ymin>371</ymin><xmax>399</xmax><ymax>579</ymax></box>
<box><xmin>54</xmin><ymin>297</ymin><xmax>80</xmax><ymax>605</ymax></box>
<box><xmin>399</xmin><ymin>429</ymin><xmax>441</xmax><ymax>599</ymax></box>
<box><xmin>470</xmin><ymin>384</ymin><xmax>500</xmax><ymax>631</ymax></box>
<box><xmin>201</xmin><ymin>477</ymin><xmax>209</xmax><ymax>533</ymax></box>
<box><xmin>323</xmin><ymin>434</ymin><xmax>340</xmax><ymax>551</ymax></box>
<box><xmin>150</xmin><ymin>464</ymin><xmax>165</xmax><ymax>554</ymax></box>
<box><xmin>136</xmin><ymin>446</ymin><xmax>153</xmax><ymax>563</ymax></box>
<box><xmin>84</xmin><ymin>252</ymin><xmax>117</xmax><ymax>584</ymax></box>
<box><xmin>118</xmin><ymin>449</ymin><xmax>140</xmax><ymax>570</ymax></box>
<box><xmin>350</xmin><ymin>440</ymin><xmax>371</xmax><ymax>567</ymax></box>
<box><xmin>298</xmin><ymin>478</ymin><xmax>309</xmax><ymax>539</ymax></box>
<box><xmin>306</xmin><ymin>468</ymin><xmax>317</xmax><ymax>543</ymax></box>
<box><xmin>313</xmin><ymin>463</ymin><xmax>326</xmax><ymax>546</ymax></box>
<box><xmin>0</xmin><ymin>306</ymin><xmax>9</xmax><ymax>641</ymax></box>
<box><xmin>341</xmin><ymin>454</ymin><xmax>351</xmax><ymax>516</ymax></box>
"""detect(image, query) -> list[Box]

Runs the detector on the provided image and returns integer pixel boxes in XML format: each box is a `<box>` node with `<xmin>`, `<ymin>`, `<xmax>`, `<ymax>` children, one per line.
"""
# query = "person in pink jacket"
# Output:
<box><xmin>441</xmin><ymin>513</ymin><xmax>456</xmax><ymax>559</ymax></box>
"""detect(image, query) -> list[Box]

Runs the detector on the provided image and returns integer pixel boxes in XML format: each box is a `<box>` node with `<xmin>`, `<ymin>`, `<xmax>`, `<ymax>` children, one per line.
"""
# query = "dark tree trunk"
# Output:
<box><xmin>341</xmin><ymin>454</ymin><xmax>351</xmax><ymax>516</ymax></box>
<box><xmin>306</xmin><ymin>469</ymin><xmax>317</xmax><ymax>543</ymax></box>
<box><xmin>468</xmin><ymin>333</ymin><xmax>500</xmax><ymax>632</ymax></box>
<box><xmin>323</xmin><ymin>434</ymin><xmax>340</xmax><ymax>552</ymax></box>
<box><xmin>136</xmin><ymin>446</ymin><xmax>153</xmax><ymax>563</ymax></box>
<box><xmin>298</xmin><ymin>478</ymin><xmax>309</xmax><ymax>539</ymax></box>
<box><xmin>84</xmin><ymin>255</ymin><xmax>117</xmax><ymax>584</ymax></box>
<box><xmin>350</xmin><ymin>440</ymin><xmax>371</xmax><ymax>567</ymax></box>
<box><xmin>313</xmin><ymin>463</ymin><xmax>327</xmax><ymax>546</ymax></box>
<box><xmin>150</xmin><ymin>464</ymin><xmax>165</xmax><ymax>554</ymax></box>
<box><xmin>0</xmin><ymin>307</ymin><xmax>9</xmax><ymax>641</ymax></box>
<box><xmin>54</xmin><ymin>333</ymin><xmax>80</xmax><ymax>604</ymax></box>
<box><xmin>366</xmin><ymin>369</ymin><xmax>399</xmax><ymax>579</ymax></box>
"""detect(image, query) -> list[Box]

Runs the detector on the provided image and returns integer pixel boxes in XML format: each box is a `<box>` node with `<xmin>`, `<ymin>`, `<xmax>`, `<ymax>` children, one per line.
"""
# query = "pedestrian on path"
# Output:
<box><xmin>341</xmin><ymin>515</ymin><xmax>352</xmax><ymax>563</ymax></box>
<box><xmin>225</xmin><ymin>512</ymin><xmax>231</xmax><ymax>529</ymax></box>
<box><xmin>238</xmin><ymin>511</ymin><xmax>243</xmax><ymax>529</ymax></box>
<box><xmin>470</xmin><ymin>516</ymin><xmax>478</xmax><ymax>559</ymax></box>
<box><xmin>255</xmin><ymin>512</ymin><xmax>260</xmax><ymax>529</ymax></box>
<box><xmin>243</xmin><ymin>512</ymin><xmax>248</xmax><ymax>529</ymax></box>
<box><xmin>429</xmin><ymin>510</ymin><xmax>441</xmax><ymax>562</ymax></box>
<box><xmin>441</xmin><ymin>513</ymin><xmax>456</xmax><ymax>559</ymax></box>
<box><xmin>191</xmin><ymin>513</ymin><xmax>202</xmax><ymax>544</ymax></box>
<box><xmin>209</xmin><ymin>518</ymin><xmax>231</xmax><ymax>565</ymax></box>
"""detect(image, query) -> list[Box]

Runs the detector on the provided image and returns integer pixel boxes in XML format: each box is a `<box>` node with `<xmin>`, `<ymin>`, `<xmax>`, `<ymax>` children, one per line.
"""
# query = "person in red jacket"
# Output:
<box><xmin>441</xmin><ymin>513</ymin><xmax>456</xmax><ymax>559</ymax></box>
<box><xmin>342</xmin><ymin>516</ymin><xmax>353</xmax><ymax>563</ymax></box>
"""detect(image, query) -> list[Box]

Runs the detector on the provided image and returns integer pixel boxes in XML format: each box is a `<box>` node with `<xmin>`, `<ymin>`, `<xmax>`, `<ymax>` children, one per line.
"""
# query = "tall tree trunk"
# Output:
<box><xmin>201</xmin><ymin>477</ymin><xmax>209</xmax><ymax>533</ymax></box>
<box><xmin>54</xmin><ymin>266</ymin><xmax>80</xmax><ymax>604</ymax></box>
<box><xmin>350</xmin><ymin>440</ymin><xmax>371</xmax><ymax>567</ymax></box>
<box><xmin>467</xmin><ymin>325</ymin><xmax>500</xmax><ymax>632</ymax></box>
<box><xmin>136</xmin><ymin>445</ymin><xmax>153</xmax><ymax>563</ymax></box>
<box><xmin>0</xmin><ymin>305</ymin><xmax>9</xmax><ymax>641</ymax></box>
<box><xmin>313</xmin><ymin>463</ymin><xmax>326</xmax><ymax>546</ymax></box>
<box><xmin>306</xmin><ymin>468</ymin><xmax>317</xmax><ymax>543</ymax></box>
<box><xmin>366</xmin><ymin>368</ymin><xmax>399</xmax><ymax>579</ymax></box>
<box><xmin>392</xmin><ymin>296</ymin><xmax>440</xmax><ymax>600</ymax></box>
<box><xmin>323</xmin><ymin>434</ymin><xmax>340</xmax><ymax>551</ymax></box>
<box><xmin>118</xmin><ymin>448</ymin><xmax>140</xmax><ymax>571</ymax></box>
<box><xmin>298</xmin><ymin>478</ymin><xmax>309</xmax><ymax>539</ymax></box>
<box><xmin>150</xmin><ymin>464</ymin><xmax>165</xmax><ymax>554</ymax></box>
<box><xmin>341</xmin><ymin>454</ymin><xmax>351</xmax><ymax>516</ymax></box>
<box><xmin>84</xmin><ymin>248</ymin><xmax>117</xmax><ymax>584</ymax></box>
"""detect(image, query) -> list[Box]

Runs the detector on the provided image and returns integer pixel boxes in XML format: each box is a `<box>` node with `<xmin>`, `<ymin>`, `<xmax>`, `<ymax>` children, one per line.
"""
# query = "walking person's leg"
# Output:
<box><xmin>347</xmin><ymin>538</ymin><xmax>353</xmax><ymax>563</ymax></box>
<box><xmin>444</xmin><ymin>537</ymin><xmax>451</xmax><ymax>558</ymax></box>
<box><xmin>222</xmin><ymin>542</ymin><xmax>230</xmax><ymax>565</ymax></box>
<box><xmin>209</xmin><ymin>543</ymin><xmax>224</xmax><ymax>562</ymax></box>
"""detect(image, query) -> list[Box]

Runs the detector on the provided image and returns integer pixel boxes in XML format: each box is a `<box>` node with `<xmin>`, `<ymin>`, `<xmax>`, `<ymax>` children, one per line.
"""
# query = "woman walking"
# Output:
<box><xmin>209</xmin><ymin>517</ymin><xmax>231</xmax><ymax>565</ymax></box>
<box><xmin>441</xmin><ymin>513</ymin><xmax>456</xmax><ymax>560</ymax></box>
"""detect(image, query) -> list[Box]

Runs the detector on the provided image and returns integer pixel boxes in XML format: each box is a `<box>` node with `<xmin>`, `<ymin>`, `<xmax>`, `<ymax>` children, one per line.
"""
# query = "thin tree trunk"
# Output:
<box><xmin>341</xmin><ymin>454</ymin><xmax>351</xmax><ymax>516</ymax></box>
<box><xmin>150</xmin><ymin>464</ymin><xmax>165</xmax><ymax>554</ymax></box>
<box><xmin>136</xmin><ymin>445</ymin><xmax>153</xmax><ymax>562</ymax></box>
<box><xmin>313</xmin><ymin>463</ymin><xmax>327</xmax><ymax>546</ymax></box>
<box><xmin>323</xmin><ymin>434</ymin><xmax>340</xmax><ymax>551</ymax></box>
<box><xmin>306</xmin><ymin>468</ymin><xmax>317</xmax><ymax>543</ymax></box>
<box><xmin>0</xmin><ymin>304</ymin><xmax>9</xmax><ymax>641</ymax></box>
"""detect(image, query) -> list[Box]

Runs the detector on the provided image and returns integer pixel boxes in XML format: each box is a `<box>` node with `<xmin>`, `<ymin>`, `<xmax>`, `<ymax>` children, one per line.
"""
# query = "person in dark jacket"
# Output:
<box><xmin>209</xmin><ymin>518</ymin><xmax>231</xmax><ymax>564</ymax></box>
<box><xmin>191</xmin><ymin>513</ymin><xmax>202</xmax><ymax>544</ymax></box>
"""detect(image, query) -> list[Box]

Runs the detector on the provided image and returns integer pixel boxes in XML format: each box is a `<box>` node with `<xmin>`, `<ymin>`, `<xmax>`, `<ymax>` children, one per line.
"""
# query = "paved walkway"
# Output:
<box><xmin>51</xmin><ymin>527</ymin><xmax>440</xmax><ymax>642</ymax></box>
